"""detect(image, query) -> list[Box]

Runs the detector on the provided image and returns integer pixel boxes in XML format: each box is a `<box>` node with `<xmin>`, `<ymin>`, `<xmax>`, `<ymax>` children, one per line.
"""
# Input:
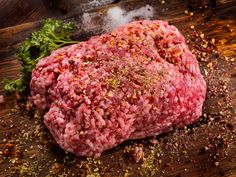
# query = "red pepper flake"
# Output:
<box><xmin>0</xmin><ymin>95</ymin><xmax>4</xmax><ymax>104</ymax></box>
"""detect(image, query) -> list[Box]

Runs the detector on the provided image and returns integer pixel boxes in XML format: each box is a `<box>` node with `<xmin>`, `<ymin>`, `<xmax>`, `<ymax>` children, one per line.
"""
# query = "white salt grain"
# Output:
<box><xmin>81</xmin><ymin>4</ymin><xmax>154</xmax><ymax>32</ymax></box>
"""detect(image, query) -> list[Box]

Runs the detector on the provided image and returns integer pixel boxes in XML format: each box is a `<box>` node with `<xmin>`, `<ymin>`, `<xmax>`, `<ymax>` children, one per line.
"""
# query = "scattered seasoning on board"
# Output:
<box><xmin>189</xmin><ymin>12</ymin><xmax>194</xmax><ymax>16</ymax></box>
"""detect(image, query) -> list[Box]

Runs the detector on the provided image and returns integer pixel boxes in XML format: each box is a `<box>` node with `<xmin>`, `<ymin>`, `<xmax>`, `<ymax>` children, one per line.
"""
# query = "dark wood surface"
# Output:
<box><xmin>0</xmin><ymin>0</ymin><xmax>236</xmax><ymax>176</ymax></box>
<box><xmin>0</xmin><ymin>0</ymin><xmax>117</xmax><ymax>28</ymax></box>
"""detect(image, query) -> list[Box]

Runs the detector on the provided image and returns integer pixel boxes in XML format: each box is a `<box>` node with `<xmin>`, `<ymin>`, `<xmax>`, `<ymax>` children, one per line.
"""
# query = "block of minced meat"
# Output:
<box><xmin>30</xmin><ymin>20</ymin><xmax>206</xmax><ymax>157</ymax></box>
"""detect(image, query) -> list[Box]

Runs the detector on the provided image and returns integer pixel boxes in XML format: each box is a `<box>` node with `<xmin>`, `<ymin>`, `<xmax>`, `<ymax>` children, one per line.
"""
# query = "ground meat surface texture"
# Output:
<box><xmin>30</xmin><ymin>20</ymin><xmax>206</xmax><ymax>157</ymax></box>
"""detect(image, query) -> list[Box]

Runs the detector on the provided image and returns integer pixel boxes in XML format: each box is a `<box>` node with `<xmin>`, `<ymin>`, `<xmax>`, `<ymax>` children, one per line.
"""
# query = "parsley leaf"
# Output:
<box><xmin>4</xmin><ymin>19</ymin><xmax>78</xmax><ymax>93</ymax></box>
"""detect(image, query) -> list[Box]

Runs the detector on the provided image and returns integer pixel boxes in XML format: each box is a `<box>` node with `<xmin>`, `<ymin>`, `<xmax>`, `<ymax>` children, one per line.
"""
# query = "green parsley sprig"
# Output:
<box><xmin>4</xmin><ymin>19</ymin><xmax>78</xmax><ymax>93</ymax></box>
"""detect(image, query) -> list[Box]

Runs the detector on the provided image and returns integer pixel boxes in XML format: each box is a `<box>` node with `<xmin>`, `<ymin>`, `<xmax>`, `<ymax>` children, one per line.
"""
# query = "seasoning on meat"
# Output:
<box><xmin>30</xmin><ymin>20</ymin><xmax>206</xmax><ymax>157</ymax></box>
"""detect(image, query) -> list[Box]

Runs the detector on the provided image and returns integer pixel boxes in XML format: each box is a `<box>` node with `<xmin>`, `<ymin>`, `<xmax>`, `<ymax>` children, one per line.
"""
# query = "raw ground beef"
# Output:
<box><xmin>30</xmin><ymin>20</ymin><xmax>206</xmax><ymax>157</ymax></box>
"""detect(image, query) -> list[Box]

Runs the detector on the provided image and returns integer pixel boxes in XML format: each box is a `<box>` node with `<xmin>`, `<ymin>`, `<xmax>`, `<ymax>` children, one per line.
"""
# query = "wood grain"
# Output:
<box><xmin>0</xmin><ymin>0</ymin><xmax>117</xmax><ymax>28</ymax></box>
<box><xmin>0</xmin><ymin>0</ymin><xmax>236</xmax><ymax>177</ymax></box>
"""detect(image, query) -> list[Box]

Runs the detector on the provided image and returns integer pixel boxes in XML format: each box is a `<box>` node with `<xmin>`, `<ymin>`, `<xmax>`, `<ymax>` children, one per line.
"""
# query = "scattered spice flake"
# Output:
<box><xmin>86</xmin><ymin>173</ymin><xmax>101</xmax><ymax>177</ymax></box>
<box><xmin>161</xmin><ymin>0</ymin><xmax>165</xmax><ymax>4</ymax></box>
<box><xmin>230</xmin><ymin>58</ymin><xmax>235</xmax><ymax>62</ymax></box>
<box><xmin>211</xmin><ymin>38</ymin><xmax>215</xmax><ymax>44</ymax></box>
<box><xmin>189</xmin><ymin>12</ymin><xmax>194</xmax><ymax>16</ymax></box>
<box><xmin>124</xmin><ymin>169</ymin><xmax>129</xmax><ymax>177</ymax></box>
<box><xmin>200</xmin><ymin>33</ymin><xmax>205</xmax><ymax>39</ymax></box>
<box><xmin>184</xmin><ymin>10</ymin><xmax>188</xmax><ymax>14</ymax></box>
<box><xmin>139</xmin><ymin>145</ymin><xmax>162</xmax><ymax>176</ymax></box>
<box><xmin>50</xmin><ymin>163</ymin><xmax>63</xmax><ymax>175</ymax></box>
<box><xmin>149</xmin><ymin>138</ymin><xmax>158</xmax><ymax>145</ymax></box>
<box><xmin>0</xmin><ymin>95</ymin><xmax>4</xmax><ymax>103</ymax></box>
<box><xmin>207</xmin><ymin>62</ymin><xmax>213</xmax><ymax>69</ymax></box>
<box><xmin>215</xmin><ymin>161</ymin><xmax>220</xmax><ymax>166</ymax></box>
<box><xmin>226</xmin><ymin>24</ymin><xmax>234</xmax><ymax>33</ymax></box>
<box><xmin>133</xmin><ymin>146</ymin><xmax>144</xmax><ymax>163</ymax></box>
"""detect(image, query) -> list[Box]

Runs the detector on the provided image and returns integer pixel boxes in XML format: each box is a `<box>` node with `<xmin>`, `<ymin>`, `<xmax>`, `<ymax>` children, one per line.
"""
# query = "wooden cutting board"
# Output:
<box><xmin>0</xmin><ymin>0</ymin><xmax>236</xmax><ymax>176</ymax></box>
